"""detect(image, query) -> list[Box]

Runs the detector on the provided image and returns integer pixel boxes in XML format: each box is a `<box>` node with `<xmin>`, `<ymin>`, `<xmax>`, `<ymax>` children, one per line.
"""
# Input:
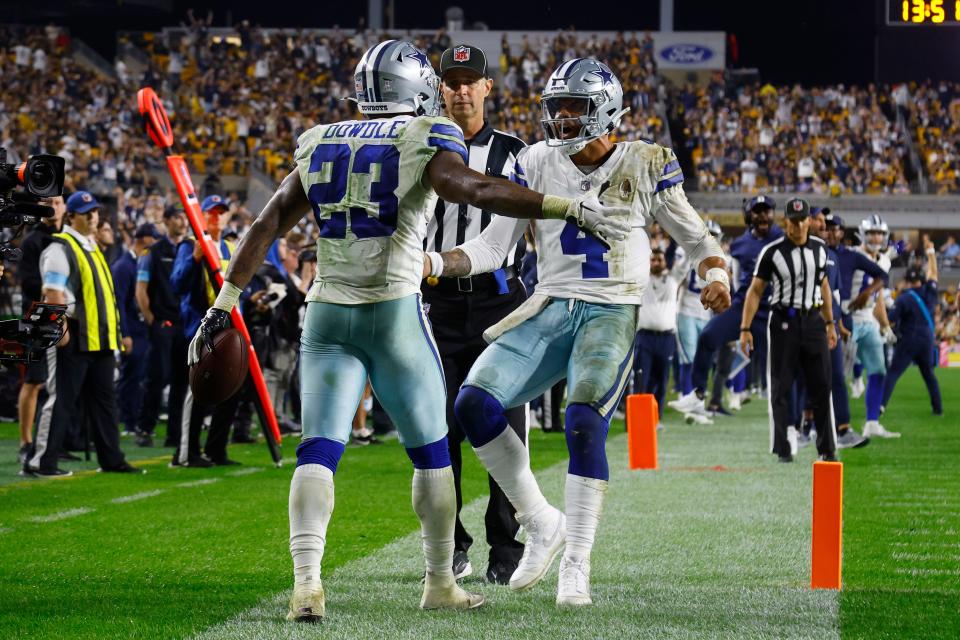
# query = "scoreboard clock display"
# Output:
<box><xmin>887</xmin><ymin>0</ymin><xmax>960</xmax><ymax>24</ymax></box>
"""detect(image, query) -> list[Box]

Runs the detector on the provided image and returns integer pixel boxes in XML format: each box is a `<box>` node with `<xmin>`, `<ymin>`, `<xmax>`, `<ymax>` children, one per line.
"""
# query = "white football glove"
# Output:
<box><xmin>566</xmin><ymin>194</ymin><xmax>631</xmax><ymax>248</ymax></box>
<box><xmin>881</xmin><ymin>327</ymin><xmax>898</xmax><ymax>345</ymax></box>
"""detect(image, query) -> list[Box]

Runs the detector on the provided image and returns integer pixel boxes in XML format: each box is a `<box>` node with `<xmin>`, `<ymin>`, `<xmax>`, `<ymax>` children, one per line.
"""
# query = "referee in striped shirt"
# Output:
<box><xmin>421</xmin><ymin>44</ymin><xmax>528</xmax><ymax>584</ymax></box>
<box><xmin>740</xmin><ymin>198</ymin><xmax>838</xmax><ymax>463</ymax></box>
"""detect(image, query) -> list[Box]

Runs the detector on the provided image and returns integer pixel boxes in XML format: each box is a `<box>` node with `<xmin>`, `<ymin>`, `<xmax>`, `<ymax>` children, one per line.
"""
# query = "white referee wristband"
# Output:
<box><xmin>705</xmin><ymin>267</ymin><xmax>730</xmax><ymax>290</ymax></box>
<box><xmin>426</xmin><ymin>251</ymin><xmax>444</xmax><ymax>278</ymax></box>
<box><xmin>212</xmin><ymin>281</ymin><xmax>242</xmax><ymax>312</ymax></box>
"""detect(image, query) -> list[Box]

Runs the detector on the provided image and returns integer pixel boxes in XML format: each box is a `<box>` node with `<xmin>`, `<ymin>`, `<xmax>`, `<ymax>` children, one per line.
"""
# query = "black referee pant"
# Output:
<box><xmin>28</xmin><ymin>320</ymin><xmax>126</xmax><ymax>473</ymax></box>
<box><xmin>423</xmin><ymin>275</ymin><xmax>527</xmax><ymax>569</ymax></box>
<box><xmin>767</xmin><ymin>308</ymin><xmax>837</xmax><ymax>458</ymax></box>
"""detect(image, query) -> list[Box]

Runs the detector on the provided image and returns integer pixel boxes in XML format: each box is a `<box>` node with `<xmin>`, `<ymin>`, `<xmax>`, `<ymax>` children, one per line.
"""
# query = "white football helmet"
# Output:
<box><xmin>540</xmin><ymin>58</ymin><xmax>630</xmax><ymax>155</ymax></box>
<box><xmin>859</xmin><ymin>214</ymin><xmax>889</xmax><ymax>253</ymax></box>
<box><xmin>354</xmin><ymin>40</ymin><xmax>440</xmax><ymax>117</ymax></box>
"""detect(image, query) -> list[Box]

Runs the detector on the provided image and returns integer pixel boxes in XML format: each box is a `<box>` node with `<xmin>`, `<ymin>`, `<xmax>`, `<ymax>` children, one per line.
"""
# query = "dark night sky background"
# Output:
<box><xmin>3</xmin><ymin>0</ymin><xmax>958</xmax><ymax>83</ymax></box>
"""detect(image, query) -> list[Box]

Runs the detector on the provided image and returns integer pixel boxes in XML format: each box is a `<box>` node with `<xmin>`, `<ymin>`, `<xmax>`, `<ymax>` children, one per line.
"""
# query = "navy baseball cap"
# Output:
<box><xmin>824</xmin><ymin>213</ymin><xmax>845</xmax><ymax>228</ymax></box>
<box><xmin>784</xmin><ymin>197</ymin><xmax>811</xmax><ymax>220</ymax></box>
<box><xmin>744</xmin><ymin>194</ymin><xmax>776</xmax><ymax>212</ymax></box>
<box><xmin>66</xmin><ymin>191</ymin><xmax>100</xmax><ymax>214</ymax></box>
<box><xmin>200</xmin><ymin>194</ymin><xmax>228</xmax><ymax>213</ymax></box>
<box><xmin>905</xmin><ymin>266</ymin><xmax>924</xmax><ymax>282</ymax></box>
<box><xmin>134</xmin><ymin>223</ymin><xmax>161</xmax><ymax>239</ymax></box>
<box><xmin>810</xmin><ymin>206</ymin><xmax>831</xmax><ymax>217</ymax></box>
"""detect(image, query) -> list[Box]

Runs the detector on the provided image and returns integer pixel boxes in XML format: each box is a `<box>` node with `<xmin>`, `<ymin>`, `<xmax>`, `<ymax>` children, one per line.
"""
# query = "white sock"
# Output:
<box><xmin>564</xmin><ymin>474</ymin><xmax>608</xmax><ymax>562</ymax></box>
<box><xmin>289</xmin><ymin>464</ymin><xmax>334</xmax><ymax>588</ymax></box>
<box><xmin>412</xmin><ymin>466</ymin><xmax>456</xmax><ymax>579</ymax></box>
<box><xmin>473</xmin><ymin>428</ymin><xmax>546</xmax><ymax>519</ymax></box>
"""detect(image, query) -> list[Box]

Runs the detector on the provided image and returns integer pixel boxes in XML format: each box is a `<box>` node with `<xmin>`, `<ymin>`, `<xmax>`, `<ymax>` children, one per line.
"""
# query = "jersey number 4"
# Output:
<box><xmin>307</xmin><ymin>143</ymin><xmax>400</xmax><ymax>239</ymax></box>
<box><xmin>560</xmin><ymin>222</ymin><xmax>608</xmax><ymax>278</ymax></box>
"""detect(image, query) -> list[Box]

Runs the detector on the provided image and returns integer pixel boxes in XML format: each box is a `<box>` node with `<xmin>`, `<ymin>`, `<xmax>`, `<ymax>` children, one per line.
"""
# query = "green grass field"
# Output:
<box><xmin>1</xmin><ymin>368</ymin><xmax>957</xmax><ymax>639</ymax></box>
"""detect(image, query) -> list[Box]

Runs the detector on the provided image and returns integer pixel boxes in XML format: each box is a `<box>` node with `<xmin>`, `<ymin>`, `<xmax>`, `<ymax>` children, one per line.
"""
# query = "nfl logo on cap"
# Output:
<box><xmin>792</xmin><ymin>200</ymin><xmax>803</xmax><ymax>212</ymax></box>
<box><xmin>453</xmin><ymin>46</ymin><xmax>470</xmax><ymax>62</ymax></box>
<box><xmin>82</xmin><ymin>193</ymin><xmax>92</xmax><ymax>203</ymax></box>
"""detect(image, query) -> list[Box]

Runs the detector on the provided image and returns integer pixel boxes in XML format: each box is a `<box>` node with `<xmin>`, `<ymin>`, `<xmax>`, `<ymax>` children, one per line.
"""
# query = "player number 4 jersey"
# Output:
<box><xmin>488</xmin><ymin>140</ymin><xmax>719</xmax><ymax>305</ymax></box>
<box><xmin>294</xmin><ymin>114</ymin><xmax>468</xmax><ymax>304</ymax></box>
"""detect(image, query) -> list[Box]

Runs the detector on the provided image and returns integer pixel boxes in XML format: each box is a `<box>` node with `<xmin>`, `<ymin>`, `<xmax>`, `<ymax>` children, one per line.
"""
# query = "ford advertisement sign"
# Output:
<box><xmin>659</xmin><ymin>44</ymin><xmax>715</xmax><ymax>65</ymax></box>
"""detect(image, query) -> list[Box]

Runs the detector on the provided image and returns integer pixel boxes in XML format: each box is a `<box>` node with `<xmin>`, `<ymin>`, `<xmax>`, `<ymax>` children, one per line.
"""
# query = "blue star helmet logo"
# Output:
<box><xmin>590</xmin><ymin>67</ymin><xmax>614</xmax><ymax>86</ymax></box>
<box><xmin>406</xmin><ymin>49</ymin><xmax>431</xmax><ymax>72</ymax></box>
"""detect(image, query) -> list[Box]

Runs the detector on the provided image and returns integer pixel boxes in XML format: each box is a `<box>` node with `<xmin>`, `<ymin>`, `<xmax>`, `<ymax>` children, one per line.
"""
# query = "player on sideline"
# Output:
<box><xmin>843</xmin><ymin>215</ymin><xmax>897</xmax><ymax>438</ymax></box>
<box><xmin>425</xmin><ymin>59</ymin><xmax>730</xmax><ymax>606</ymax></box>
<box><xmin>675</xmin><ymin>220</ymin><xmax>723</xmax><ymax>400</ymax></box>
<box><xmin>186</xmin><ymin>41</ymin><xmax>629</xmax><ymax>622</ymax></box>
<box><xmin>669</xmin><ymin>196</ymin><xmax>782</xmax><ymax>423</ymax></box>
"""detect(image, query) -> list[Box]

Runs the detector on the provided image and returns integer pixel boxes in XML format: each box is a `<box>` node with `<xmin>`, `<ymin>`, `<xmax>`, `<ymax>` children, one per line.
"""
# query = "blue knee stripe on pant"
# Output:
<box><xmin>405</xmin><ymin>437</ymin><xmax>451</xmax><ymax>469</ymax></box>
<box><xmin>454</xmin><ymin>385</ymin><xmax>509</xmax><ymax>448</ymax></box>
<box><xmin>296</xmin><ymin>437</ymin><xmax>346</xmax><ymax>474</ymax></box>
<box><xmin>565</xmin><ymin>403</ymin><xmax>610</xmax><ymax>481</ymax></box>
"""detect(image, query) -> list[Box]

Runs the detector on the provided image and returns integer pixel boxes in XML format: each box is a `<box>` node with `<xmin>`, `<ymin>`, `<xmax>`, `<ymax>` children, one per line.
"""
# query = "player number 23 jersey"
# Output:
<box><xmin>294</xmin><ymin>114</ymin><xmax>468</xmax><ymax>304</ymax></box>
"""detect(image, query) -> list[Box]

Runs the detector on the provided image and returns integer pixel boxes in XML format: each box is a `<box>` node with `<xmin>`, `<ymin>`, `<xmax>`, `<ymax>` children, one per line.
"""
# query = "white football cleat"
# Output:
<box><xmin>556</xmin><ymin>556</ymin><xmax>592</xmax><ymax>607</ymax></box>
<box><xmin>684</xmin><ymin>411</ymin><xmax>714</xmax><ymax>425</ymax></box>
<box><xmin>420</xmin><ymin>575</ymin><xmax>486</xmax><ymax>610</ymax></box>
<box><xmin>787</xmin><ymin>426</ymin><xmax>799</xmax><ymax>456</ymax></box>
<box><xmin>287</xmin><ymin>583</ymin><xmax>325</xmax><ymax>623</ymax></box>
<box><xmin>863</xmin><ymin>420</ymin><xmax>901</xmax><ymax>439</ymax></box>
<box><xmin>850</xmin><ymin>377</ymin><xmax>865</xmax><ymax>399</ymax></box>
<box><xmin>668</xmin><ymin>391</ymin><xmax>703</xmax><ymax>414</ymax></box>
<box><xmin>728</xmin><ymin>392</ymin><xmax>742</xmax><ymax>412</ymax></box>
<box><xmin>510</xmin><ymin>505</ymin><xmax>566</xmax><ymax>591</ymax></box>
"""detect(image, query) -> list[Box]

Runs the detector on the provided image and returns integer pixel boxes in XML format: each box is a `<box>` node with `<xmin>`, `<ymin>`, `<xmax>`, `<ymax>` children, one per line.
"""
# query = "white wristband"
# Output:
<box><xmin>426</xmin><ymin>251</ymin><xmax>444</xmax><ymax>278</ymax></box>
<box><xmin>212</xmin><ymin>281</ymin><xmax>242</xmax><ymax>312</ymax></box>
<box><xmin>705</xmin><ymin>267</ymin><xmax>730</xmax><ymax>290</ymax></box>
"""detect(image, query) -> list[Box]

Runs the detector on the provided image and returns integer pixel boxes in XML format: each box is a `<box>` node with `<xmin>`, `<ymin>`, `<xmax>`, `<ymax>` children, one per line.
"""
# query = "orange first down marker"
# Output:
<box><xmin>811</xmin><ymin>460</ymin><xmax>843</xmax><ymax>589</ymax></box>
<box><xmin>626</xmin><ymin>394</ymin><xmax>658</xmax><ymax>470</ymax></box>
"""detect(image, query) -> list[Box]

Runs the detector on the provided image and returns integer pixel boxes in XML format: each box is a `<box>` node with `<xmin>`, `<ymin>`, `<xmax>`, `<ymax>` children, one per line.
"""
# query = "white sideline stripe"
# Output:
<box><xmin>894</xmin><ymin>528</ymin><xmax>959</xmax><ymax>537</ymax></box>
<box><xmin>891</xmin><ymin>541</ymin><xmax>960</xmax><ymax>549</ymax></box>
<box><xmin>894</xmin><ymin>567</ymin><xmax>960</xmax><ymax>577</ymax></box>
<box><xmin>0</xmin><ymin>526</ymin><xmax>11</xmax><ymax>534</ymax></box>
<box><xmin>892</xmin><ymin>551</ymin><xmax>960</xmax><ymax>562</ymax></box>
<box><xmin>111</xmin><ymin>490</ymin><xmax>165</xmax><ymax>504</ymax></box>
<box><xmin>177</xmin><ymin>478</ymin><xmax>221</xmax><ymax>488</ymax></box>
<box><xmin>193</xmin><ymin>432</ymin><xmax>838</xmax><ymax>640</ymax></box>
<box><xmin>226</xmin><ymin>467</ymin><xmax>264</xmax><ymax>477</ymax></box>
<box><xmin>27</xmin><ymin>507</ymin><xmax>94</xmax><ymax>523</ymax></box>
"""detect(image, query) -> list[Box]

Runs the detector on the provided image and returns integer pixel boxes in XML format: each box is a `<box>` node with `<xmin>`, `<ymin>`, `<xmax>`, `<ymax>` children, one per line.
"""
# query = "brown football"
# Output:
<box><xmin>189</xmin><ymin>328</ymin><xmax>249</xmax><ymax>405</ymax></box>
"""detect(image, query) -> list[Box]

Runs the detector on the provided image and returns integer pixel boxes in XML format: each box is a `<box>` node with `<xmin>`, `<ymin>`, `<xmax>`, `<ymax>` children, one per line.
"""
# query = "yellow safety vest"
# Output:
<box><xmin>203</xmin><ymin>239</ymin><xmax>234</xmax><ymax>305</ymax></box>
<box><xmin>53</xmin><ymin>232</ymin><xmax>121</xmax><ymax>352</ymax></box>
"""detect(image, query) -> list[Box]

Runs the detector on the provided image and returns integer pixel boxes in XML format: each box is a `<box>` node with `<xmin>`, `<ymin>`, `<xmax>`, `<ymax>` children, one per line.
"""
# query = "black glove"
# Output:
<box><xmin>187</xmin><ymin>308</ymin><xmax>231</xmax><ymax>366</ymax></box>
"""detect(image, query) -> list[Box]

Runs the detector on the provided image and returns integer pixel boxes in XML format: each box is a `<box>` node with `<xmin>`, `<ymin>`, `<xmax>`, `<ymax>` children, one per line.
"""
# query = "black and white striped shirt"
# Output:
<box><xmin>754</xmin><ymin>235</ymin><xmax>828</xmax><ymax>311</ymax></box>
<box><xmin>424</xmin><ymin>122</ymin><xmax>526</xmax><ymax>267</ymax></box>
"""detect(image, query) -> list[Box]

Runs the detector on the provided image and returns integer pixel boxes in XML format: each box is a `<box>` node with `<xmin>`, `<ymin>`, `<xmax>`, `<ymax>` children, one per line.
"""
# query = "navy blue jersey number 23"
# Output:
<box><xmin>307</xmin><ymin>143</ymin><xmax>400</xmax><ymax>239</ymax></box>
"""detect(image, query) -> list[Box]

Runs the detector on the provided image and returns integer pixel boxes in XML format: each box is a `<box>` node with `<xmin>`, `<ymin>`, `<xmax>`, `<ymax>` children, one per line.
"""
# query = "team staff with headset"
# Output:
<box><xmin>421</xmin><ymin>44</ymin><xmax>529</xmax><ymax>585</ymax></box>
<box><xmin>740</xmin><ymin>197</ymin><xmax>838</xmax><ymax>463</ymax></box>
<box><xmin>25</xmin><ymin>191</ymin><xmax>142</xmax><ymax>476</ymax></box>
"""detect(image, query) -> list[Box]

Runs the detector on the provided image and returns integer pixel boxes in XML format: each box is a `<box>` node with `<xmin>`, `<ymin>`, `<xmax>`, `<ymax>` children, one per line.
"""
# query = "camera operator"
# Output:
<box><xmin>25</xmin><ymin>191</ymin><xmax>141</xmax><ymax>476</ymax></box>
<box><xmin>16</xmin><ymin>195</ymin><xmax>64</xmax><ymax>463</ymax></box>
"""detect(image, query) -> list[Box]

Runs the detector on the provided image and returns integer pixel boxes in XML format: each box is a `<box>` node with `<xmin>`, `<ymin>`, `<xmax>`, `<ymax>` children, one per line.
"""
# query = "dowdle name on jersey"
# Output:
<box><xmin>294</xmin><ymin>114</ymin><xmax>467</xmax><ymax>305</ymax></box>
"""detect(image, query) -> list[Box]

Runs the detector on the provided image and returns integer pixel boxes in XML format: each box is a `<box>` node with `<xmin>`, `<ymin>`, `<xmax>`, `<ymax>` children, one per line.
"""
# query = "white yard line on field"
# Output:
<box><xmin>27</xmin><ymin>507</ymin><xmax>94</xmax><ymax>523</ymax></box>
<box><xmin>177</xmin><ymin>478</ymin><xmax>221</xmax><ymax>488</ymax></box>
<box><xmin>226</xmin><ymin>467</ymin><xmax>265</xmax><ymax>477</ymax></box>
<box><xmin>111</xmin><ymin>489</ymin><xmax>166</xmax><ymax>504</ymax></box>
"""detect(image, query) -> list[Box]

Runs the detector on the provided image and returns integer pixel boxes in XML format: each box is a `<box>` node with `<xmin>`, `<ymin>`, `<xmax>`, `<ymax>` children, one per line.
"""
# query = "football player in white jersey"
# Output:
<box><xmin>848</xmin><ymin>215</ymin><xmax>898</xmax><ymax>438</ymax></box>
<box><xmin>186</xmin><ymin>41</ymin><xmax>629</xmax><ymax>622</ymax></box>
<box><xmin>676</xmin><ymin>220</ymin><xmax>723</xmax><ymax>403</ymax></box>
<box><xmin>425</xmin><ymin>59</ymin><xmax>730</xmax><ymax>606</ymax></box>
